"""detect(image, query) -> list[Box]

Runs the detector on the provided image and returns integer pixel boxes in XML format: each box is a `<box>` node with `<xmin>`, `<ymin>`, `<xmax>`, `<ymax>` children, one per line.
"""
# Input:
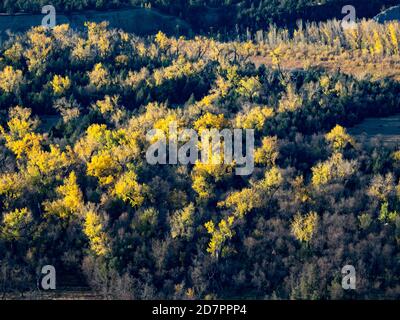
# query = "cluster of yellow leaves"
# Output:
<box><xmin>219</xmin><ymin>187</ymin><xmax>263</xmax><ymax>218</ymax></box>
<box><xmin>113</xmin><ymin>170</ymin><xmax>147</xmax><ymax>208</ymax></box>
<box><xmin>25</xmin><ymin>27</ymin><xmax>53</xmax><ymax>72</ymax></box>
<box><xmin>87</xmin><ymin>150</ymin><xmax>122</xmax><ymax>186</ymax></box>
<box><xmin>0</xmin><ymin>173</ymin><xmax>24</xmax><ymax>203</ymax></box>
<box><xmin>191</xmin><ymin>112</ymin><xmax>235</xmax><ymax>185</ymax></box>
<box><xmin>278</xmin><ymin>84</ymin><xmax>303</xmax><ymax>113</ymax></box>
<box><xmin>170</xmin><ymin>203</ymin><xmax>195</xmax><ymax>239</ymax></box>
<box><xmin>83</xmin><ymin>206</ymin><xmax>109</xmax><ymax>256</ymax></box>
<box><xmin>153</xmin><ymin>55</ymin><xmax>205</xmax><ymax>86</ymax></box>
<box><xmin>0</xmin><ymin>66</ymin><xmax>23</xmax><ymax>93</ymax></box>
<box><xmin>155</xmin><ymin>31</ymin><xmax>171</xmax><ymax>51</ymax></box>
<box><xmin>325</xmin><ymin>125</ymin><xmax>354</xmax><ymax>152</ymax></box>
<box><xmin>4</xmin><ymin>43</ymin><xmax>23</xmax><ymax>64</ymax></box>
<box><xmin>204</xmin><ymin>216</ymin><xmax>235</xmax><ymax>258</ymax></box>
<box><xmin>237</xmin><ymin>76</ymin><xmax>262</xmax><ymax>101</ymax></box>
<box><xmin>259</xmin><ymin>166</ymin><xmax>284</xmax><ymax>191</ymax></box>
<box><xmin>235</xmin><ymin>106</ymin><xmax>274</xmax><ymax>130</ymax></box>
<box><xmin>88</xmin><ymin>63</ymin><xmax>110</xmax><ymax>88</ymax></box>
<box><xmin>71</xmin><ymin>38</ymin><xmax>92</xmax><ymax>62</ymax></box>
<box><xmin>54</xmin><ymin>98</ymin><xmax>81</xmax><ymax>123</ymax></box>
<box><xmin>2</xmin><ymin>106</ymin><xmax>42</xmax><ymax>159</ymax></box>
<box><xmin>152</xmin><ymin>114</ymin><xmax>185</xmax><ymax>142</ymax></box>
<box><xmin>368</xmin><ymin>173</ymin><xmax>396</xmax><ymax>202</ymax></box>
<box><xmin>193</xmin><ymin>140</ymin><xmax>234</xmax><ymax>179</ymax></box>
<box><xmin>196</xmin><ymin>65</ymin><xmax>240</xmax><ymax>107</ymax></box>
<box><xmin>5</xmin><ymin>106</ymin><xmax>38</xmax><ymax>139</ymax></box>
<box><xmin>379</xmin><ymin>202</ymin><xmax>399</xmax><ymax>224</ymax></box>
<box><xmin>205</xmin><ymin>167</ymin><xmax>283</xmax><ymax>256</ymax></box>
<box><xmin>74</xmin><ymin>124</ymin><xmax>109</xmax><ymax>160</ymax></box>
<box><xmin>270</xmin><ymin>46</ymin><xmax>283</xmax><ymax>66</ymax></box>
<box><xmin>254</xmin><ymin>136</ymin><xmax>279</xmax><ymax>167</ymax></box>
<box><xmin>218</xmin><ymin>167</ymin><xmax>283</xmax><ymax>218</ymax></box>
<box><xmin>192</xmin><ymin>175</ymin><xmax>214</xmax><ymax>200</ymax></box>
<box><xmin>311</xmin><ymin>153</ymin><xmax>357</xmax><ymax>187</ymax></box>
<box><xmin>371</xmin><ymin>30</ymin><xmax>384</xmax><ymax>56</ymax></box>
<box><xmin>291</xmin><ymin>211</ymin><xmax>318</xmax><ymax>243</ymax></box>
<box><xmin>392</xmin><ymin>150</ymin><xmax>400</xmax><ymax>162</ymax></box>
<box><xmin>193</xmin><ymin>113</ymin><xmax>228</xmax><ymax>134</ymax></box>
<box><xmin>26</xmin><ymin>145</ymin><xmax>73</xmax><ymax>180</ymax></box>
<box><xmin>388</xmin><ymin>22</ymin><xmax>399</xmax><ymax>55</ymax></box>
<box><xmin>75</xmin><ymin>124</ymin><xmax>140</xmax><ymax>164</ymax></box>
<box><xmin>51</xmin><ymin>75</ymin><xmax>71</xmax><ymax>95</ymax></box>
<box><xmin>70</xmin><ymin>22</ymin><xmax>114</xmax><ymax>62</ymax></box>
<box><xmin>93</xmin><ymin>95</ymin><xmax>119</xmax><ymax>115</ymax></box>
<box><xmin>0</xmin><ymin>208</ymin><xmax>32</xmax><ymax>241</ymax></box>
<box><xmin>85</xmin><ymin>22</ymin><xmax>111</xmax><ymax>57</ymax></box>
<box><xmin>52</xmin><ymin>24</ymin><xmax>73</xmax><ymax>49</ymax></box>
<box><xmin>44</xmin><ymin>171</ymin><xmax>84</xmax><ymax>219</ymax></box>
<box><xmin>6</xmin><ymin>132</ymin><xmax>43</xmax><ymax>160</ymax></box>
<box><xmin>125</xmin><ymin>68</ymin><xmax>150</xmax><ymax>89</ymax></box>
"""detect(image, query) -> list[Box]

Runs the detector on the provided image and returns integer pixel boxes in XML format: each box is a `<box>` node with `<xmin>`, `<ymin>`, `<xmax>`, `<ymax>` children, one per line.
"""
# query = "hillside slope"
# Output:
<box><xmin>0</xmin><ymin>8</ymin><xmax>191</xmax><ymax>38</ymax></box>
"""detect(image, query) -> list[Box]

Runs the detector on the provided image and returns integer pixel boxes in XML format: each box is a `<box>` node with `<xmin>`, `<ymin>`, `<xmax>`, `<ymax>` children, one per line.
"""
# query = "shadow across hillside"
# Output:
<box><xmin>0</xmin><ymin>7</ymin><xmax>192</xmax><ymax>39</ymax></box>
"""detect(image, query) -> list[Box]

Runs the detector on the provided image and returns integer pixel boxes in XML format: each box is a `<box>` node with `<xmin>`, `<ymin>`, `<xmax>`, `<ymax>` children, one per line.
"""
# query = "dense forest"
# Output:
<box><xmin>0</xmin><ymin>15</ymin><xmax>400</xmax><ymax>299</ymax></box>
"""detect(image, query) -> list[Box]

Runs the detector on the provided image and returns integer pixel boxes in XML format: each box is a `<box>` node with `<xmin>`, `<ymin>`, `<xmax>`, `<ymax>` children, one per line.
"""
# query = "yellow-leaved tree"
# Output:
<box><xmin>0</xmin><ymin>208</ymin><xmax>32</xmax><ymax>241</ymax></box>
<box><xmin>325</xmin><ymin>125</ymin><xmax>353</xmax><ymax>152</ymax></box>
<box><xmin>44</xmin><ymin>171</ymin><xmax>84</xmax><ymax>219</ymax></box>
<box><xmin>3</xmin><ymin>106</ymin><xmax>42</xmax><ymax>159</ymax></box>
<box><xmin>87</xmin><ymin>150</ymin><xmax>121</xmax><ymax>186</ymax></box>
<box><xmin>311</xmin><ymin>153</ymin><xmax>357</xmax><ymax>187</ymax></box>
<box><xmin>88</xmin><ymin>63</ymin><xmax>110</xmax><ymax>88</ymax></box>
<box><xmin>255</xmin><ymin>136</ymin><xmax>279</xmax><ymax>167</ymax></box>
<box><xmin>0</xmin><ymin>66</ymin><xmax>24</xmax><ymax>93</ymax></box>
<box><xmin>204</xmin><ymin>216</ymin><xmax>235</xmax><ymax>259</ymax></box>
<box><xmin>51</xmin><ymin>75</ymin><xmax>71</xmax><ymax>95</ymax></box>
<box><xmin>83</xmin><ymin>205</ymin><xmax>109</xmax><ymax>256</ymax></box>
<box><xmin>235</xmin><ymin>106</ymin><xmax>274</xmax><ymax>131</ymax></box>
<box><xmin>170</xmin><ymin>203</ymin><xmax>195</xmax><ymax>239</ymax></box>
<box><xmin>291</xmin><ymin>211</ymin><xmax>318</xmax><ymax>243</ymax></box>
<box><xmin>113</xmin><ymin>170</ymin><xmax>147</xmax><ymax>208</ymax></box>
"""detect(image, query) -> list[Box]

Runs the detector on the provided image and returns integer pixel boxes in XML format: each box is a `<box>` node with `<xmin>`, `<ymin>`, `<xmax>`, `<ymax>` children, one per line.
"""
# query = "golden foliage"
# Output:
<box><xmin>0</xmin><ymin>66</ymin><xmax>23</xmax><ymax>93</ymax></box>
<box><xmin>368</xmin><ymin>173</ymin><xmax>395</xmax><ymax>202</ymax></box>
<box><xmin>88</xmin><ymin>63</ymin><xmax>110</xmax><ymax>88</ymax></box>
<box><xmin>325</xmin><ymin>125</ymin><xmax>353</xmax><ymax>151</ymax></box>
<box><xmin>235</xmin><ymin>106</ymin><xmax>274</xmax><ymax>130</ymax></box>
<box><xmin>193</xmin><ymin>113</ymin><xmax>228</xmax><ymax>134</ymax></box>
<box><xmin>2</xmin><ymin>107</ymin><xmax>42</xmax><ymax>159</ymax></box>
<box><xmin>219</xmin><ymin>187</ymin><xmax>263</xmax><ymax>218</ymax></box>
<box><xmin>291</xmin><ymin>211</ymin><xmax>318</xmax><ymax>243</ymax></box>
<box><xmin>25</xmin><ymin>27</ymin><xmax>53</xmax><ymax>72</ymax></box>
<box><xmin>312</xmin><ymin>153</ymin><xmax>357</xmax><ymax>187</ymax></box>
<box><xmin>26</xmin><ymin>145</ymin><xmax>73</xmax><ymax>179</ymax></box>
<box><xmin>51</xmin><ymin>75</ymin><xmax>71</xmax><ymax>95</ymax></box>
<box><xmin>0</xmin><ymin>173</ymin><xmax>24</xmax><ymax>202</ymax></box>
<box><xmin>204</xmin><ymin>216</ymin><xmax>235</xmax><ymax>258</ymax></box>
<box><xmin>254</xmin><ymin>136</ymin><xmax>279</xmax><ymax>167</ymax></box>
<box><xmin>113</xmin><ymin>170</ymin><xmax>146</xmax><ymax>208</ymax></box>
<box><xmin>87</xmin><ymin>150</ymin><xmax>121</xmax><ymax>186</ymax></box>
<box><xmin>170</xmin><ymin>203</ymin><xmax>195</xmax><ymax>239</ymax></box>
<box><xmin>44</xmin><ymin>171</ymin><xmax>84</xmax><ymax>219</ymax></box>
<box><xmin>93</xmin><ymin>95</ymin><xmax>119</xmax><ymax>115</ymax></box>
<box><xmin>1</xmin><ymin>208</ymin><xmax>32</xmax><ymax>241</ymax></box>
<box><xmin>83</xmin><ymin>206</ymin><xmax>109</xmax><ymax>256</ymax></box>
<box><xmin>4</xmin><ymin>43</ymin><xmax>23</xmax><ymax>64</ymax></box>
<box><xmin>192</xmin><ymin>175</ymin><xmax>213</xmax><ymax>200</ymax></box>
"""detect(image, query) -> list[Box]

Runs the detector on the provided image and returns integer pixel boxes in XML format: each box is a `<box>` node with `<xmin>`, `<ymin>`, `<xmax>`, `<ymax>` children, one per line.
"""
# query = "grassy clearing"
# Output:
<box><xmin>349</xmin><ymin>114</ymin><xmax>400</xmax><ymax>144</ymax></box>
